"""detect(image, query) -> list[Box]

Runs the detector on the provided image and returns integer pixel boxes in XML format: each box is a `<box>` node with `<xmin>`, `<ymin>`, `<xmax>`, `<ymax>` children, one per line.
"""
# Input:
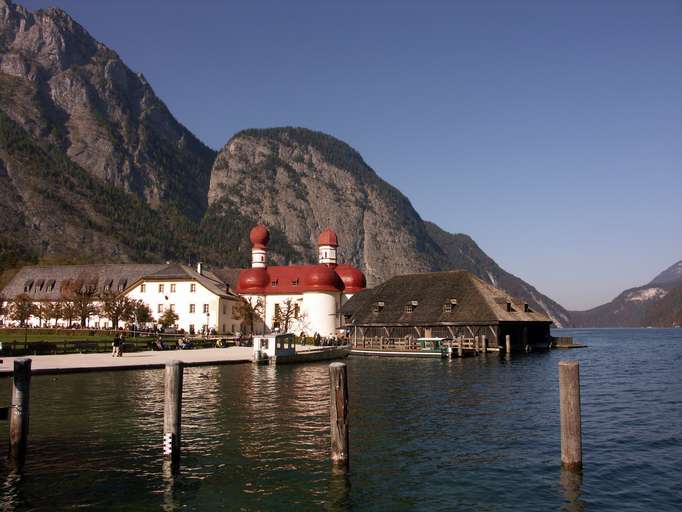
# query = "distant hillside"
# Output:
<box><xmin>570</xmin><ymin>259</ymin><xmax>682</xmax><ymax>327</ymax></box>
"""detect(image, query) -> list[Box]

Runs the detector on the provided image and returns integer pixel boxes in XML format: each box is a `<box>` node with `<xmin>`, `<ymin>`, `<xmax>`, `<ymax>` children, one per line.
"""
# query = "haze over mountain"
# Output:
<box><xmin>570</xmin><ymin>260</ymin><xmax>682</xmax><ymax>327</ymax></box>
<box><xmin>0</xmin><ymin>0</ymin><xmax>598</xmax><ymax>327</ymax></box>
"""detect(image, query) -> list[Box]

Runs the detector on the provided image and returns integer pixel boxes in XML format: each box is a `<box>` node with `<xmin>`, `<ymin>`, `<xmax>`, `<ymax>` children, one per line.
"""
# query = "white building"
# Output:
<box><xmin>0</xmin><ymin>263</ymin><xmax>242</xmax><ymax>334</ymax></box>
<box><xmin>234</xmin><ymin>225</ymin><xmax>366</xmax><ymax>337</ymax></box>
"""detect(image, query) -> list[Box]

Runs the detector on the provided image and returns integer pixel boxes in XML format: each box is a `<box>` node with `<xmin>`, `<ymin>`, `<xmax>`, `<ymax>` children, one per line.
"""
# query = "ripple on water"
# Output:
<box><xmin>0</xmin><ymin>330</ymin><xmax>681</xmax><ymax>510</ymax></box>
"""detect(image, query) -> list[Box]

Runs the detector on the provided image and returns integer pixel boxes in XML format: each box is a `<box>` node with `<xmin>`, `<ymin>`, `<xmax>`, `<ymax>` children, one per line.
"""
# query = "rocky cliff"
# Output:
<box><xmin>0</xmin><ymin>0</ymin><xmax>215</xmax><ymax>220</ymax></box>
<box><xmin>206</xmin><ymin>127</ymin><xmax>571</xmax><ymax>325</ymax></box>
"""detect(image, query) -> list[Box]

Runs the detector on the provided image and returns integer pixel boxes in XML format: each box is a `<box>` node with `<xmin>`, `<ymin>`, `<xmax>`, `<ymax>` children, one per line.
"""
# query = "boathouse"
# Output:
<box><xmin>341</xmin><ymin>270</ymin><xmax>553</xmax><ymax>350</ymax></box>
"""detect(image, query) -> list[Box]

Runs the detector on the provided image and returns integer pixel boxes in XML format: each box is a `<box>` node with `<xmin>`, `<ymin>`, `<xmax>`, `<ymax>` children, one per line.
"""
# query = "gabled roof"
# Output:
<box><xmin>341</xmin><ymin>270</ymin><xmax>552</xmax><ymax>325</ymax></box>
<box><xmin>1</xmin><ymin>264</ymin><xmax>166</xmax><ymax>301</ymax></box>
<box><xmin>1</xmin><ymin>264</ymin><xmax>240</xmax><ymax>301</ymax></box>
<box><xmin>125</xmin><ymin>264</ymin><xmax>239</xmax><ymax>300</ymax></box>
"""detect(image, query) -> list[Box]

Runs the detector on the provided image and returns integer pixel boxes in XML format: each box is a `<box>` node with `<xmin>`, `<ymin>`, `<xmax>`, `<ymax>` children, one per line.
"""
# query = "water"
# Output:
<box><xmin>0</xmin><ymin>329</ymin><xmax>681</xmax><ymax>511</ymax></box>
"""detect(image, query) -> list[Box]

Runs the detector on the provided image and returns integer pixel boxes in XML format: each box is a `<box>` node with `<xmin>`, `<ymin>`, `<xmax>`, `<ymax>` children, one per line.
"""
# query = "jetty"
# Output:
<box><xmin>0</xmin><ymin>344</ymin><xmax>347</xmax><ymax>376</ymax></box>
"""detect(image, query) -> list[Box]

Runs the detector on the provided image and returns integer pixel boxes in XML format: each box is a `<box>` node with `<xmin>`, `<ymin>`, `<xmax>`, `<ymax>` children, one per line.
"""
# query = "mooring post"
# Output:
<box><xmin>329</xmin><ymin>362</ymin><xmax>349</xmax><ymax>469</ymax></box>
<box><xmin>505</xmin><ymin>335</ymin><xmax>511</xmax><ymax>354</ymax></box>
<box><xmin>163</xmin><ymin>360</ymin><xmax>183</xmax><ymax>467</ymax></box>
<box><xmin>458</xmin><ymin>336</ymin><xmax>463</xmax><ymax>357</ymax></box>
<box><xmin>481</xmin><ymin>335</ymin><xmax>487</xmax><ymax>354</ymax></box>
<box><xmin>559</xmin><ymin>360</ymin><xmax>582</xmax><ymax>471</ymax></box>
<box><xmin>9</xmin><ymin>358</ymin><xmax>32</xmax><ymax>465</ymax></box>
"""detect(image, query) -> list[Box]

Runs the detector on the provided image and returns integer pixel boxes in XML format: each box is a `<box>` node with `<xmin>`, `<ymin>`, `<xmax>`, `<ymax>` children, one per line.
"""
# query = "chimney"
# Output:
<box><xmin>196</xmin><ymin>262</ymin><xmax>203</xmax><ymax>275</ymax></box>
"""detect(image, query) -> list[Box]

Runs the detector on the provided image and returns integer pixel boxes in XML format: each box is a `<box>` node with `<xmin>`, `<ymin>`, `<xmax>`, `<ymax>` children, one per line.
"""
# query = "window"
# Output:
<box><xmin>274</xmin><ymin>303</ymin><xmax>281</xmax><ymax>316</ymax></box>
<box><xmin>157</xmin><ymin>304</ymin><xmax>164</xmax><ymax>313</ymax></box>
<box><xmin>222</xmin><ymin>304</ymin><xmax>227</xmax><ymax>314</ymax></box>
<box><xmin>203</xmin><ymin>304</ymin><xmax>209</xmax><ymax>314</ymax></box>
<box><xmin>190</xmin><ymin>283</ymin><xmax>196</xmax><ymax>293</ymax></box>
<box><xmin>404</xmin><ymin>304</ymin><xmax>414</xmax><ymax>313</ymax></box>
<box><xmin>170</xmin><ymin>284</ymin><xmax>176</xmax><ymax>293</ymax></box>
<box><xmin>271</xmin><ymin>280</ymin><xmax>278</xmax><ymax>287</ymax></box>
<box><xmin>170</xmin><ymin>304</ymin><xmax>176</xmax><ymax>313</ymax></box>
<box><xmin>443</xmin><ymin>304</ymin><xmax>453</xmax><ymax>313</ymax></box>
<box><xmin>189</xmin><ymin>324</ymin><xmax>195</xmax><ymax>334</ymax></box>
<box><xmin>294</xmin><ymin>303</ymin><xmax>300</xmax><ymax>319</ymax></box>
<box><xmin>140</xmin><ymin>284</ymin><xmax>146</xmax><ymax>293</ymax></box>
<box><xmin>189</xmin><ymin>304</ymin><xmax>196</xmax><ymax>313</ymax></box>
<box><xmin>158</xmin><ymin>284</ymin><xmax>164</xmax><ymax>293</ymax></box>
<box><xmin>372</xmin><ymin>301</ymin><xmax>384</xmax><ymax>313</ymax></box>
<box><xmin>291</xmin><ymin>279</ymin><xmax>299</xmax><ymax>286</ymax></box>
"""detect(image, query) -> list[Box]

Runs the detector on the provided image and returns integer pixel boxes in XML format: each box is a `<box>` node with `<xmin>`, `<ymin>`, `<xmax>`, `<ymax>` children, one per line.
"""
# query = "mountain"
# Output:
<box><xmin>570</xmin><ymin>259</ymin><xmax>682</xmax><ymax>327</ymax></box>
<box><xmin>0</xmin><ymin>0</ymin><xmax>571</xmax><ymax>325</ymax></box>
<box><xmin>206</xmin><ymin>127</ymin><xmax>571</xmax><ymax>325</ymax></box>
<box><xmin>0</xmin><ymin>0</ymin><xmax>215</xmax><ymax>220</ymax></box>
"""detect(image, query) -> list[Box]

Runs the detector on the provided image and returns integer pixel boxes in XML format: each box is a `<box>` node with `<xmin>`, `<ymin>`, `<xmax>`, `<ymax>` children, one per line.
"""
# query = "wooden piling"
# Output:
<box><xmin>481</xmin><ymin>335</ymin><xmax>487</xmax><ymax>353</ymax></box>
<box><xmin>329</xmin><ymin>362</ymin><xmax>349</xmax><ymax>468</ymax></box>
<box><xmin>505</xmin><ymin>335</ymin><xmax>511</xmax><ymax>354</ymax></box>
<box><xmin>457</xmin><ymin>336</ymin><xmax>463</xmax><ymax>357</ymax></box>
<box><xmin>9</xmin><ymin>358</ymin><xmax>31</xmax><ymax>464</ymax></box>
<box><xmin>559</xmin><ymin>360</ymin><xmax>582</xmax><ymax>471</ymax></box>
<box><xmin>163</xmin><ymin>360</ymin><xmax>183</xmax><ymax>465</ymax></box>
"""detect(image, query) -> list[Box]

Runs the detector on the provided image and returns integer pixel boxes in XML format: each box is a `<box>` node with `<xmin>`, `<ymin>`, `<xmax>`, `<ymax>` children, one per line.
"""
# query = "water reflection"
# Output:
<box><xmin>1</xmin><ymin>469</ymin><xmax>23</xmax><ymax>512</ymax></box>
<box><xmin>560</xmin><ymin>468</ymin><xmax>586</xmax><ymax>512</ymax></box>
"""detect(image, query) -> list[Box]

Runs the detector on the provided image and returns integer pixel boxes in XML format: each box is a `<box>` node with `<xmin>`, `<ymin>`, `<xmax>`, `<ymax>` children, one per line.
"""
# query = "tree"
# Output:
<box><xmin>60</xmin><ymin>299</ymin><xmax>79</xmax><ymax>327</ymax></box>
<box><xmin>159</xmin><ymin>309</ymin><xmax>179</xmax><ymax>329</ymax></box>
<box><xmin>234</xmin><ymin>297</ymin><xmax>264</xmax><ymax>334</ymax></box>
<box><xmin>132</xmin><ymin>300</ymin><xmax>152</xmax><ymax>327</ymax></box>
<box><xmin>35</xmin><ymin>302</ymin><xmax>51</xmax><ymax>327</ymax></box>
<box><xmin>273</xmin><ymin>298</ymin><xmax>300</xmax><ymax>333</ymax></box>
<box><xmin>100</xmin><ymin>293</ymin><xmax>135</xmax><ymax>329</ymax></box>
<box><xmin>61</xmin><ymin>276</ymin><xmax>98</xmax><ymax>327</ymax></box>
<box><xmin>0</xmin><ymin>293</ymin><xmax>8</xmax><ymax>320</ymax></box>
<box><xmin>10</xmin><ymin>294</ymin><xmax>36</xmax><ymax>327</ymax></box>
<box><xmin>44</xmin><ymin>302</ymin><xmax>63</xmax><ymax>327</ymax></box>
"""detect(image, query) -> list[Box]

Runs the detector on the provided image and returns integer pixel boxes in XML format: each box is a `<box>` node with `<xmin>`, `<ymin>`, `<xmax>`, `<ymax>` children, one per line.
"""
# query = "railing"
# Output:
<box><xmin>351</xmin><ymin>337</ymin><xmax>479</xmax><ymax>351</ymax></box>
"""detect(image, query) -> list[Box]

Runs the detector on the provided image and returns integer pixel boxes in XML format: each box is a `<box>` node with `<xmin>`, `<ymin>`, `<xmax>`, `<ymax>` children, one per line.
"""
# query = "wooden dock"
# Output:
<box><xmin>350</xmin><ymin>337</ymin><xmax>499</xmax><ymax>358</ymax></box>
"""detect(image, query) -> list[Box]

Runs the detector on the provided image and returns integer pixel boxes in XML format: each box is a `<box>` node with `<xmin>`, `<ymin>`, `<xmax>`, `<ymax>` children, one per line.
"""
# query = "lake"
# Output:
<box><xmin>0</xmin><ymin>329</ymin><xmax>680</xmax><ymax>511</ymax></box>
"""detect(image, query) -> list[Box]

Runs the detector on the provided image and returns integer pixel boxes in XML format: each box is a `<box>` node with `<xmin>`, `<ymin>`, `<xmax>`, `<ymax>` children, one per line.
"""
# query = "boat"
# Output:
<box><xmin>252</xmin><ymin>333</ymin><xmax>350</xmax><ymax>365</ymax></box>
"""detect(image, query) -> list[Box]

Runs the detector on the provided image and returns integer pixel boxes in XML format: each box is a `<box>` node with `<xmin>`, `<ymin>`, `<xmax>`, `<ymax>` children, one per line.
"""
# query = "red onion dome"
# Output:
<box><xmin>336</xmin><ymin>264</ymin><xmax>367</xmax><ymax>292</ymax></box>
<box><xmin>318</xmin><ymin>228</ymin><xmax>338</xmax><ymax>247</ymax></box>
<box><xmin>237</xmin><ymin>268</ymin><xmax>269</xmax><ymax>293</ymax></box>
<box><xmin>301</xmin><ymin>264</ymin><xmax>344</xmax><ymax>292</ymax></box>
<box><xmin>250</xmin><ymin>224</ymin><xmax>270</xmax><ymax>249</ymax></box>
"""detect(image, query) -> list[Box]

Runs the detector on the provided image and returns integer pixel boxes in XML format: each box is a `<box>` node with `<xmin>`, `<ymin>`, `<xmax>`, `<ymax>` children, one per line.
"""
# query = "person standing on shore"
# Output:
<box><xmin>118</xmin><ymin>334</ymin><xmax>125</xmax><ymax>357</ymax></box>
<box><xmin>112</xmin><ymin>334</ymin><xmax>120</xmax><ymax>357</ymax></box>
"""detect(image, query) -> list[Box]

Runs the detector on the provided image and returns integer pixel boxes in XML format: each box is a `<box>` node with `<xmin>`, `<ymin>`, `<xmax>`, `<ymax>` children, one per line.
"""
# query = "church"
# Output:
<box><xmin>235</xmin><ymin>225</ymin><xmax>366</xmax><ymax>337</ymax></box>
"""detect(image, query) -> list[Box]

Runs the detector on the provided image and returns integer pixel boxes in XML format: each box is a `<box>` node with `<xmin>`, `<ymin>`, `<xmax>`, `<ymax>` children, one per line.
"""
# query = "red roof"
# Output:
<box><xmin>250</xmin><ymin>224</ymin><xmax>270</xmax><ymax>249</ymax></box>
<box><xmin>318</xmin><ymin>228</ymin><xmax>338</xmax><ymax>247</ymax></box>
<box><xmin>235</xmin><ymin>264</ymin><xmax>365</xmax><ymax>294</ymax></box>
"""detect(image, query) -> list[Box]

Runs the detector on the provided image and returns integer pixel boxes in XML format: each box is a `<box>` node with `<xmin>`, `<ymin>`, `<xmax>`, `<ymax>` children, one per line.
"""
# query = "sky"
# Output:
<box><xmin>20</xmin><ymin>0</ymin><xmax>682</xmax><ymax>310</ymax></box>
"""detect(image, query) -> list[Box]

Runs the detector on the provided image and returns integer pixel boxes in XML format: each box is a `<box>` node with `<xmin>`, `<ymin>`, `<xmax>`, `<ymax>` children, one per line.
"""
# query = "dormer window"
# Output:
<box><xmin>291</xmin><ymin>278</ymin><xmax>299</xmax><ymax>286</ymax></box>
<box><xmin>271</xmin><ymin>280</ymin><xmax>278</xmax><ymax>287</ymax></box>
<box><xmin>372</xmin><ymin>301</ymin><xmax>385</xmax><ymax>313</ymax></box>
<box><xmin>506</xmin><ymin>301</ymin><xmax>514</xmax><ymax>312</ymax></box>
<box><xmin>524</xmin><ymin>303</ymin><xmax>532</xmax><ymax>313</ymax></box>
<box><xmin>404</xmin><ymin>304</ymin><xmax>414</xmax><ymax>313</ymax></box>
<box><xmin>444</xmin><ymin>298</ymin><xmax>457</xmax><ymax>313</ymax></box>
<box><xmin>24</xmin><ymin>280</ymin><xmax>34</xmax><ymax>292</ymax></box>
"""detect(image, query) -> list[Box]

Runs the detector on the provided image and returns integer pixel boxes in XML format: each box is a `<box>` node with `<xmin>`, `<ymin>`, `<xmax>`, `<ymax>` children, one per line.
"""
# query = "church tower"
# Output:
<box><xmin>318</xmin><ymin>228</ymin><xmax>338</xmax><ymax>266</ymax></box>
<box><xmin>250</xmin><ymin>224</ymin><xmax>269</xmax><ymax>268</ymax></box>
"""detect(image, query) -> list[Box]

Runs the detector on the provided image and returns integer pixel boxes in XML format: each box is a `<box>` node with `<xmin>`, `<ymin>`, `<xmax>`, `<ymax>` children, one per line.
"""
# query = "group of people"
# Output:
<box><xmin>304</xmin><ymin>332</ymin><xmax>348</xmax><ymax>346</ymax></box>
